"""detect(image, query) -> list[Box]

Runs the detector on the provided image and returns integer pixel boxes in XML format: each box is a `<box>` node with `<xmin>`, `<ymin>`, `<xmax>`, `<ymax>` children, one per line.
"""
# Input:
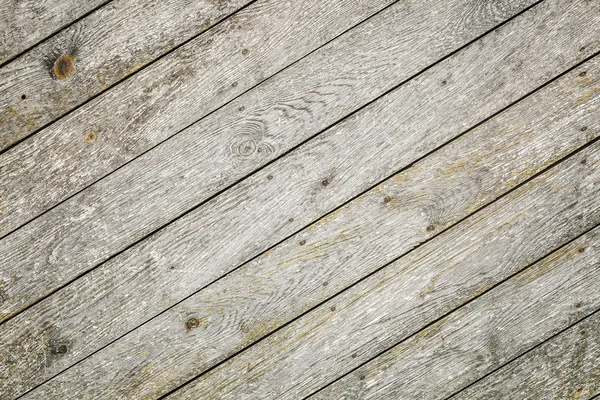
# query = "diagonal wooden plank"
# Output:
<box><xmin>0</xmin><ymin>0</ymin><xmax>541</xmax><ymax>237</ymax></box>
<box><xmin>1</xmin><ymin>0</ymin><xmax>597</xmax><ymax>396</ymax></box>
<box><xmin>159</xmin><ymin>136</ymin><xmax>600</xmax><ymax>399</ymax></box>
<box><xmin>0</xmin><ymin>0</ymin><xmax>403</xmax><ymax>151</ymax></box>
<box><xmin>0</xmin><ymin>0</ymin><xmax>109</xmax><ymax>65</ymax></box>
<box><xmin>13</xmin><ymin>43</ymin><xmax>600</xmax><ymax>400</ymax></box>
<box><xmin>449</xmin><ymin>312</ymin><xmax>600</xmax><ymax>400</ymax></box>
<box><xmin>308</xmin><ymin>227</ymin><xmax>600</xmax><ymax>400</ymax></box>
<box><xmin>0</xmin><ymin>0</ymin><xmax>550</xmax><ymax>319</ymax></box>
<box><xmin>0</xmin><ymin>0</ymin><xmax>402</xmax><ymax>227</ymax></box>
<box><xmin>0</xmin><ymin>0</ymin><xmax>253</xmax><ymax>149</ymax></box>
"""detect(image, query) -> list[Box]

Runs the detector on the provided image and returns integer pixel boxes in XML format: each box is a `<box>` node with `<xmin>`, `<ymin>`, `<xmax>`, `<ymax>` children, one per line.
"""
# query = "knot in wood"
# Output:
<box><xmin>53</xmin><ymin>54</ymin><xmax>74</xmax><ymax>80</ymax></box>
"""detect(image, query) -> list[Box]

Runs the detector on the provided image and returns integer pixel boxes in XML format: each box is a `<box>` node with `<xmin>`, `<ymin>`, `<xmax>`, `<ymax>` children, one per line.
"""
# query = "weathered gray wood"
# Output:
<box><xmin>307</xmin><ymin>228</ymin><xmax>600</xmax><ymax>400</ymax></box>
<box><xmin>450</xmin><ymin>312</ymin><xmax>600</xmax><ymax>400</ymax></box>
<box><xmin>0</xmin><ymin>0</ymin><xmax>107</xmax><ymax>65</ymax></box>
<box><xmin>158</xmin><ymin>141</ymin><xmax>600</xmax><ymax>399</ymax></box>
<box><xmin>0</xmin><ymin>0</ymin><xmax>550</xmax><ymax>319</ymax></box>
<box><xmin>13</xmin><ymin>45</ymin><xmax>600</xmax><ymax>400</ymax></box>
<box><xmin>0</xmin><ymin>0</ymin><xmax>400</xmax><ymax>228</ymax></box>
<box><xmin>1</xmin><ymin>0</ymin><xmax>597</xmax><ymax>396</ymax></box>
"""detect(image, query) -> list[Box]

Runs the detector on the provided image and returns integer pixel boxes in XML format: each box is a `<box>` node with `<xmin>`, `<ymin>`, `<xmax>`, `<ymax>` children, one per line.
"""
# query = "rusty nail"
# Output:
<box><xmin>321</xmin><ymin>179</ymin><xmax>329</xmax><ymax>187</ymax></box>
<box><xmin>53</xmin><ymin>54</ymin><xmax>74</xmax><ymax>79</ymax></box>
<box><xmin>383</xmin><ymin>196</ymin><xmax>392</xmax><ymax>203</ymax></box>
<box><xmin>580</xmin><ymin>71</ymin><xmax>587</xmax><ymax>77</ymax></box>
<box><xmin>186</xmin><ymin>317</ymin><xmax>200</xmax><ymax>330</ymax></box>
<box><xmin>84</xmin><ymin>131</ymin><xmax>97</xmax><ymax>143</ymax></box>
<box><xmin>426</xmin><ymin>224</ymin><xmax>436</xmax><ymax>232</ymax></box>
<box><xmin>581</xmin><ymin>126</ymin><xmax>588</xmax><ymax>131</ymax></box>
<box><xmin>242</xmin><ymin>49</ymin><xmax>248</xmax><ymax>55</ymax></box>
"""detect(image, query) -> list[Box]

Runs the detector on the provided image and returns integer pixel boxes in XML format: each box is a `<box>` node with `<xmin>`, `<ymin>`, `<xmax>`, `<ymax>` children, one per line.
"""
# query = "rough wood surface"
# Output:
<box><xmin>0</xmin><ymin>0</ymin><xmax>108</xmax><ymax>65</ymax></box>
<box><xmin>14</xmin><ymin>47</ymin><xmax>600</xmax><ymax>400</ymax></box>
<box><xmin>0</xmin><ymin>0</ymin><xmax>400</xmax><ymax>230</ymax></box>
<box><xmin>450</xmin><ymin>312</ymin><xmax>600</xmax><ymax>400</ymax></box>
<box><xmin>0</xmin><ymin>0</ymin><xmax>544</xmax><ymax>323</ymax></box>
<box><xmin>0</xmin><ymin>0</ymin><xmax>252</xmax><ymax>150</ymax></box>
<box><xmin>309</xmin><ymin>228</ymin><xmax>600</xmax><ymax>400</ymax></box>
<box><xmin>160</xmin><ymin>140</ymin><xmax>600</xmax><ymax>399</ymax></box>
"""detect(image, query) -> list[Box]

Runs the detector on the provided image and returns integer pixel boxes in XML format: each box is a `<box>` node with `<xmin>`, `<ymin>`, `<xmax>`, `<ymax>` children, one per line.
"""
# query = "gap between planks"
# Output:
<box><xmin>445</xmin><ymin>309</ymin><xmax>600</xmax><ymax>400</ymax></box>
<box><xmin>14</xmin><ymin>49</ymin><xmax>600</xmax><ymax>400</ymax></box>
<box><xmin>0</xmin><ymin>0</ymin><xmax>541</xmax><ymax>237</ymax></box>
<box><xmin>2</xmin><ymin>0</ymin><xmax>596</xmax><ymax>396</ymax></box>
<box><xmin>0</xmin><ymin>0</ymin><xmax>548</xmax><ymax>322</ymax></box>
<box><xmin>0</xmin><ymin>0</ymin><xmax>113</xmax><ymax>67</ymax></box>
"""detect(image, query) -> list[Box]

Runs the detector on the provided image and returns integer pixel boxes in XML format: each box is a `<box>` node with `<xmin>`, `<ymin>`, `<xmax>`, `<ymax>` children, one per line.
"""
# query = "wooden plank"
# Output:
<box><xmin>0</xmin><ymin>0</ymin><xmax>549</xmax><ymax>318</ymax></box>
<box><xmin>307</xmin><ymin>227</ymin><xmax>600</xmax><ymax>400</ymax></box>
<box><xmin>154</xmin><ymin>140</ymin><xmax>599</xmax><ymax>399</ymax></box>
<box><xmin>1</xmin><ymin>0</ymin><xmax>596</xmax><ymax>396</ymax></box>
<box><xmin>0</xmin><ymin>0</ymin><xmax>542</xmax><ymax>239</ymax></box>
<box><xmin>0</xmin><ymin>0</ymin><xmax>401</xmax><ymax>227</ymax></box>
<box><xmin>13</xmin><ymin>42</ymin><xmax>600</xmax><ymax>400</ymax></box>
<box><xmin>450</xmin><ymin>312</ymin><xmax>600</xmax><ymax>400</ymax></box>
<box><xmin>0</xmin><ymin>0</ymin><xmax>253</xmax><ymax>149</ymax></box>
<box><xmin>0</xmin><ymin>0</ymin><xmax>108</xmax><ymax>65</ymax></box>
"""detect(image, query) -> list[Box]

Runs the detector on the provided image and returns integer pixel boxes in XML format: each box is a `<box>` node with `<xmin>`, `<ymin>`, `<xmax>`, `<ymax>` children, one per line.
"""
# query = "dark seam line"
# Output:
<box><xmin>12</xmin><ymin>2</ymin><xmax>595</xmax><ymax>395</ymax></box>
<box><xmin>0</xmin><ymin>0</ymin><xmax>409</xmax><ymax>240</ymax></box>
<box><xmin>0</xmin><ymin>0</ymin><xmax>419</xmax><ymax>332</ymax></box>
<box><xmin>0</xmin><ymin>0</ymin><xmax>260</xmax><ymax>156</ymax></box>
<box><xmin>10</xmin><ymin>0</ymin><xmax>577</xmax><ymax>397</ymax></box>
<box><xmin>13</xmin><ymin>2</ymin><xmax>593</xmax><ymax>397</ymax></box>
<box><xmin>444</xmin><ymin>308</ymin><xmax>600</xmax><ymax>399</ymax></box>
<box><xmin>0</xmin><ymin>0</ymin><xmax>116</xmax><ymax>69</ymax></box>
<box><xmin>0</xmin><ymin>0</ymin><xmax>547</xmax><ymax>317</ymax></box>
<box><xmin>305</xmin><ymin>221</ymin><xmax>600</xmax><ymax>400</ymax></box>
<box><xmin>167</xmin><ymin>141</ymin><xmax>600</xmax><ymax>399</ymax></box>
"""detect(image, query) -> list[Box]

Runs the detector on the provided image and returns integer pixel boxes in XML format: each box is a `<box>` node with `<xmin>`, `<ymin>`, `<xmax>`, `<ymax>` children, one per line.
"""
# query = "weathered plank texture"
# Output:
<box><xmin>0</xmin><ymin>0</ymin><xmax>252</xmax><ymax>149</ymax></box>
<box><xmin>309</xmin><ymin>228</ymin><xmax>600</xmax><ymax>400</ymax></box>
<box><xmin>15</xmin><ymin>49</ymin><xmax>600</xmax><ymax>400</ymax></box>
<box><xmin>450</xmin><ymin>312</ymin><xmax>600</xmax><ymax>400</ymax></box>
<box><xmin>161</xmin><ymin>140</ymin><xmax>600</xmax><ymax>399</ymax></box>
<box><xmin>0</xmin><ymin>0</ymin><xmax>108</xmax><ymax>65</ymax></box>
<box><xmin>0</xmin><ymin>0</ymin><xmax>400</xmax><ymax>230</ymax></box>
<box><xmin>0</xmin><ymin>0</ymin><xmax>548</xmax><ymax>319</ymax></box>
<box><xmin>1</xmin><ymin>0</ymin><xmax>596</xmax><ymax>396</ymax></box>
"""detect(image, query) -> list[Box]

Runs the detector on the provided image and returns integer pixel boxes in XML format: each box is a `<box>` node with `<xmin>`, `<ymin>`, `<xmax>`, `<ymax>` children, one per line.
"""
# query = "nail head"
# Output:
<box><xmin>53</xmin><ymin>54</ymin><xmax>74</xmax><ymax>79</ymax></box>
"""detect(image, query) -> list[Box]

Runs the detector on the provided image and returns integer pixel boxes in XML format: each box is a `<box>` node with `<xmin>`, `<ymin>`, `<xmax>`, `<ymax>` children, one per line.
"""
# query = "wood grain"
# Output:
<box><xmin>0</xmin><ymin>0</ymin><xmax>108</xmax><ymax>65</ymax></box>
<box><xmin>308</xmin><ymin>228</ymin><xmax>600</xmax><ymax>400</ymax></box>
<box><xmin>13</xmin><ymin>44</ymin><xmax>600</xmax><ymax>400</ymax></box>
<box><xmin>0</xmin><ymin>0</ymin><xmax>548</xmax><ymax>320</ymax></box>
<box><xmin>0</xmin><ymin>0</ymin><xmax>252</xmax><ymax>149</ymax></box>
<box><xmin>450</xmin><ymin>312</ymin><xmax>600</xmax><ymax>400</ymax></box>
<box><xmin>0</xmin><ymin>0</ymin><xmax>399</xmax><ymax>228</ymax></box>
<box><xmin>159</xmin><ymin>138</ymin><xmax>600</xmax><ymax>399</ymax></box>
